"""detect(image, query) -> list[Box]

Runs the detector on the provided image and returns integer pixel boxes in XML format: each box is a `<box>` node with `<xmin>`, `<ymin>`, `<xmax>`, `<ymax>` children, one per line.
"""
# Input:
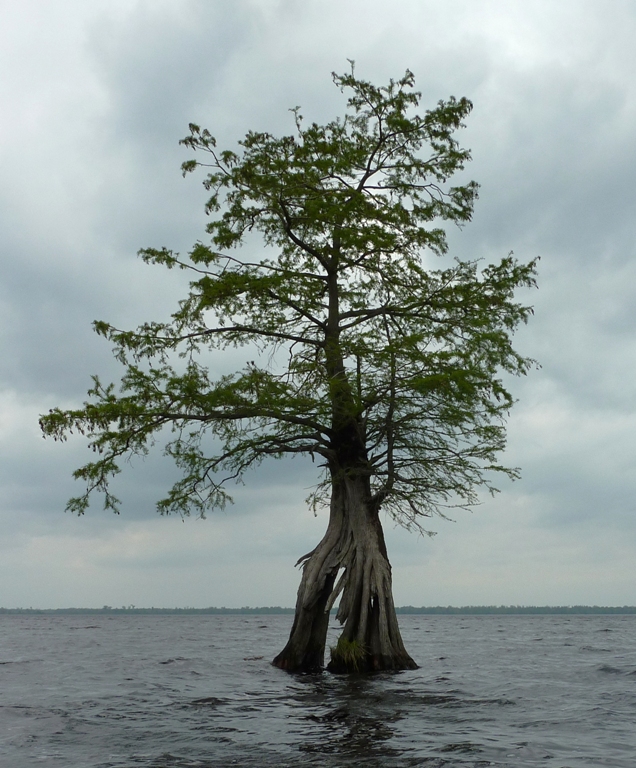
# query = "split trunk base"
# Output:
<box><xmin>272</xmin><ymin>475</ymin><xmax>418</xmax><ymax>674</ymax></box>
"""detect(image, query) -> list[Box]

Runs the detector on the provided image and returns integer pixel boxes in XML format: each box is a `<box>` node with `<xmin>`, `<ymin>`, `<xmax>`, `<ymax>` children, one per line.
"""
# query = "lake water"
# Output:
<box><xmin>1</xmin><ymin>613</ymin><xmax>635</xmax><ymax>767</ymax></box>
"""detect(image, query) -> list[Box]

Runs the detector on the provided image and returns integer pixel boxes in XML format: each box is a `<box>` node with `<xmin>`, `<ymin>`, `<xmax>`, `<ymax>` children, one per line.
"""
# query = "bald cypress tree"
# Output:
<box><xmin>40</xmin><ymin>66</ymin><xmax>536</xmax><ymax>673</ymax></box>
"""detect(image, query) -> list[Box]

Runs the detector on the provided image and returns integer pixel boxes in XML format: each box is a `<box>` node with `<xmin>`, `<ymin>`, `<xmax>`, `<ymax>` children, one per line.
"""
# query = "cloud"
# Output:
<box><xmin>1</xmin><ymin>0</ymin><xmax>636</xmax><ymax>607</ymax></box>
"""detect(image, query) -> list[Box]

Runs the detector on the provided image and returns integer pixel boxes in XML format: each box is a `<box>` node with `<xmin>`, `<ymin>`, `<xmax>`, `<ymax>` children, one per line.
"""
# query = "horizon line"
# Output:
<box><xmin>2</xmin><ymin>605</ymin><xmax>636</xmax><ymax>615</ymax></box>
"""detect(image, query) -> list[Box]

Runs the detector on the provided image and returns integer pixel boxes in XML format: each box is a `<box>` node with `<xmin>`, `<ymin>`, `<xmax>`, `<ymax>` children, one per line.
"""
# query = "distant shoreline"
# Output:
<box><xmin>2</xmin><ymin>606</ymin><xmax>636</xmax><ymax>615</ymax></box>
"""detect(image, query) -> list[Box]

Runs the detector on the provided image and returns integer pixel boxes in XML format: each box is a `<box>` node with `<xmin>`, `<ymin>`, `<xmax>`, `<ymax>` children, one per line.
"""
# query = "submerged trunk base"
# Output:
<box><xmin>327</xmin><ymin>634</ymin><xmax>418</xmax><ymax>674</ymax></box>
<box><xmin>273</xmin><ymin>474</ymin><xmax>418</xmax><ymax>675</ymax></box>
<box><xmin>326</xmin><ymin>594</ymin><xmax>419</xmax><ymax>674</ymax></box>
<box><xmin>272</xmin><ymin>592</ymin><xmax>419</xmax><ymax>675</ymax></box>
<box><xmin>273</xmin><ymin>634</ymin><xmax>418</xmax><ymax>675</ymax></box>
<box><xmin>327</xmin><ymin>651</ymin><xmax>418</xmax><ymax>674</ymax></box>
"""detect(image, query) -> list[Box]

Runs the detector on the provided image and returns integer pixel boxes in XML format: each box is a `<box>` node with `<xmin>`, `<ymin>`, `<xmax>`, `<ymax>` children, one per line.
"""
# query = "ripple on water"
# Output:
<box><xmin>1</xmin><ymin>614</ymin><xmax>636</xmax><ymax>767</ymax></box>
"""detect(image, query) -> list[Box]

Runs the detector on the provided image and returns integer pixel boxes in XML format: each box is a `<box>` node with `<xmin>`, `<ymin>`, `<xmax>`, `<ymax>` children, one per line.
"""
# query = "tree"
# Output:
<box><xmin>40</xmin><ymin>66</ymin><xmax>537</xmax><ymax>673</ymax></box>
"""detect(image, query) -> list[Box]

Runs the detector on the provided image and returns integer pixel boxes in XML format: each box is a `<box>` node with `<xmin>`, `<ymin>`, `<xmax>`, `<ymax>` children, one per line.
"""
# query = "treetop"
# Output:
<box><xmin>40</xmin><ymin>66</ymin><xmax>537</xmax><ymax>531</ymax></box>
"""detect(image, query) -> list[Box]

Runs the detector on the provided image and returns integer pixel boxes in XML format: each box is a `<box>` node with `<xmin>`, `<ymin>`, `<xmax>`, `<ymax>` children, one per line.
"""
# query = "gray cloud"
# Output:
<box><xmin>1</xmin><ymin>0</ymin><xmax>636</xmax><ymax>608</ymax></box>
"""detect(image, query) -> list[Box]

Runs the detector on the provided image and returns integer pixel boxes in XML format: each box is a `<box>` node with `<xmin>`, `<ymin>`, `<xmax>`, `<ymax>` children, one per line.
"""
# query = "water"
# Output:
<box><xmin>1</xmin><ymin>613</ymin><xmax>635</xmax><ymax>767</ymax></box>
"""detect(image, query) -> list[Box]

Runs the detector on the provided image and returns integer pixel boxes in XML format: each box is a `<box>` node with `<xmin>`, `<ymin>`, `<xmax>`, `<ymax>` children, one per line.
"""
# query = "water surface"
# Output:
<box><xmin>1</xmin><ymin>613</ymin><xmax>635</xmax><ymax>766</ymax></box>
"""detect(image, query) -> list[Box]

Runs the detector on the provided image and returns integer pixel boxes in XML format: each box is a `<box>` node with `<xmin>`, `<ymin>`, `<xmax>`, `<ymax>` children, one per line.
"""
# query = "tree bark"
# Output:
<box><xmin>272</xmin><ymin>480</ymin><xmax>345</xmax><ymax>672</ymax></box>
<box><xmin>272</xmin><ymin>473</ymin><xmax>418</xmax><ymax>674</ymax></box>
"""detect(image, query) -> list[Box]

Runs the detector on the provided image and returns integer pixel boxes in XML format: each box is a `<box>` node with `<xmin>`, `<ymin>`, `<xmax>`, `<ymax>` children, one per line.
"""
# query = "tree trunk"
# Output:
<box><xmin>272</xmin><ymin>473</ymin><xmax>418</xmax><ymax>674</ymax></box>
<box><xmin>272</xmin><ymin>480</ymin><xmax>346</xmax><ymax>672</ymax></box>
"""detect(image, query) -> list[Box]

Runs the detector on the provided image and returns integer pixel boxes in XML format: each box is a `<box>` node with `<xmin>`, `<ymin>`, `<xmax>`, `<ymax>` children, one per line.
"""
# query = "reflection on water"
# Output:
<box><xmin>294</xmin><ymin>675</ymin><xmax>403</xmax><ymax>763</ymax></box>
<box><xmin>1</xmin><ymin>614</ymin><xmax>636</xmax><ymax>767</ymax></box>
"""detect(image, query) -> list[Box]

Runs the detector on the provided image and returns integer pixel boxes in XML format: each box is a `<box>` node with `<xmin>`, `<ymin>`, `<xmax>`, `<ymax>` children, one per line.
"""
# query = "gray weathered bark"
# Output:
<box><xmin>272</xmin><ymin>473</ymin><xmax>417</xmax><ymax>673</ymax></box>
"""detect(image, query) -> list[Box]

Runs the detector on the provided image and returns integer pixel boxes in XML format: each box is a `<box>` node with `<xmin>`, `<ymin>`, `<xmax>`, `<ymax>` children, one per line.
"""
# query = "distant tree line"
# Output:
<box><xmin>0</xmin><ymin>606</ymin><xmax>295</xmax><ymax>615</ymax></box>
<box><xmin>2</xmin><ymin>606</ymin><xmax>636</xmax><ymax>615</ymax></box>
<box><xmin>395</xmin><ymin>605</ymin><xmax>636</xmax><ymax>615</ymax></box>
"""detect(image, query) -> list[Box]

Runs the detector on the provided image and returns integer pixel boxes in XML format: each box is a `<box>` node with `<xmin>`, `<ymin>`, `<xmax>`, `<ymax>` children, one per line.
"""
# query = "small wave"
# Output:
<box><xmin>305</xmin><ymin>706</ymin><xmax>350</xmax><ymax>723</ymax></box>
<box><xmin>580</xmin><ymin>645</ymin><xmax>612</xmax><ymax>652</ymax></box>
<box><xmin>440</xmin><ymin>741</ymin><xmax>483</xmax><ymax>754</ymax></box>
<box><xmin>597</xmin><ymin>664</ymin><xmax>624</xmax><ymax>674</ymax></box>
<box><xmin>190</xmin><ymin>696</ymin><xmax>226</xmax><ymax>707</ymax></box>
<box><xmin>69</xmin><ymin>625</ymin><xmax>100</xmax><ymax>630</ymax></box>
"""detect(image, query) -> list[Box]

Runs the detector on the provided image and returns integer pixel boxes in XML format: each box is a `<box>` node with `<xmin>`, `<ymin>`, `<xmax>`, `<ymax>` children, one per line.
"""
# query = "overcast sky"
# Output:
<box><xmin>1</xmin><ymin>0</ymin><xmax>635</xmax><ymax>609</ymax></box>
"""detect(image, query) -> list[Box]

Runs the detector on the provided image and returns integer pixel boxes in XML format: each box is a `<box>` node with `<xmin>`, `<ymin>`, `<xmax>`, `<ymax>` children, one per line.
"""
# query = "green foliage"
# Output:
<box><xmin>329</xmin><ymin>636</ymin><xmax>366</xmax><ymax>671</ymax></box>
<box><xmin>40</xmin><ymin>64</ymin><xmax>537</xmax><ymax>526</ymax></box>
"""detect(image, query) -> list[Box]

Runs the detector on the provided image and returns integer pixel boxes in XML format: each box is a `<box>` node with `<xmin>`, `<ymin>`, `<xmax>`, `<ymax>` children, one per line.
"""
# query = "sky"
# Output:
<box><xmin>1</xmin><ymin>0</ymin><xmax>636</xmax><ymax>609</ymax></box>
